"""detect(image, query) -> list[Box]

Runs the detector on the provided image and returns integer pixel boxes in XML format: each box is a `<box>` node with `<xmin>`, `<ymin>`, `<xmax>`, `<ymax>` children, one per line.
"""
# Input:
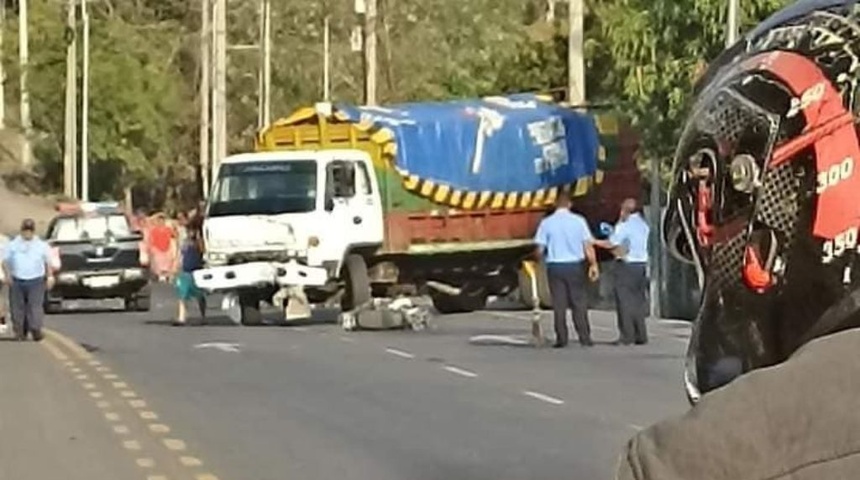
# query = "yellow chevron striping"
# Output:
<box><xmin>420</xmin><ymin>180</ymin><xmax>435</xmax><ymax>197</ymax></box>
<box><xmin>462</xmin><ymin>192</ymin><xmax>478</xmax><ymax>209</ymax></box>
<box><xmin>546</xmin><ymin>187</ymin><xmax>558</xmax><ymax>205</ymax></box>
<box><xmin>383</xmin><ymin>143</ymin><xmax>397</xmax><ymax>155</ymax></box>
<box><xmin>574</xmin><ymin>177</ymin><xmax>591</xmax><ymax>196</ymax></box>
<box><xmin>490</xmin><ymin>192</ymin><xmax>505</xmax><ymax>209</ymax></box>
<box><xmin>519</xmin><ymin>191</ymin><xmax>533</xmax><ymax>208</ymax></box>
<box><xmin>598</xmin><ymin>146</ymin><xmax>607</xmax><ymax>162</ymax></box>
<box><xmin>478</xmin><ymin>191</ymin><xmax>492</xmax><ymax>209</ymax></box>
<box><xmin>434</xmin><ymin>184</ymin><xmax>451</xmax><ymax>203</ymax></box>
<box><xmin>533</xmin><ymin>189</ymin><xmax>546</xmax><ymax>207</ymax></box>
<box><xmin>449</xmin><ymin>190</ymin><xmax>463</xmax><ymax>207</ymax></box>
<box><xmin>595</xmin><ymin>170</ymin><xmax>605</xmax><ymax>184</ymax></box>
<box><xmin>403</xmin><ymin>175</ymin><xmax>420</xmax><ymax>190</ymax></box>
<box><xmin>505</xmin><ymin>192</ymin><xmax>519</xmax><ymax>209</ymax></box>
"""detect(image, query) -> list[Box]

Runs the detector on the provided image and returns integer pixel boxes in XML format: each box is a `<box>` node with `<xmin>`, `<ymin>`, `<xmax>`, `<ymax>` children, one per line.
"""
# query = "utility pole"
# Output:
<box><xmin>567</xmin><ymin>0</ymin><xmax>585</xmax><ymax>105</ymax></box>
<box><xmin>257</xmin><ymin>0</ymin><xmax>271</xmax><ymax>129</ymax></box>
<box><xmin>323</xmin><ymin>15</ymin><xmax>331</xmax><ymax>101</ymax></box>
<box><xmin>649</xmin><ymin>156</ymin><xmax>663</xmax><ymax>319</ymax></box>
<box><xmin>200</xmin><ymin>0</ymin><xmax>211</xmax><ymax>196</ymax></box>
<box><xmin>726</xmin><ymin>0</ymin><xmax>739</xmax><ymax>46</ymax></box>
<box><xmin>63</xmin><ymin>0</ymin><xmax>78</xmax><ymax>198</ymax></box>
<box><xmin>18</xmin><ymin>0</ymin><xmax>32</xmax><ymax>167</ymax></box>
<box><xmin>0</xmin><ymin>1</ymin><xmax>6</xmax><ymax>130</ymax></box>
<box><xmin>212</xmin><ymin>0</ymin><xmax>227</xmax><ymax>180</ymax></box>
<box><xmin>81</xmin><ymin>0</ymin><xmax>90</xmax><ymax>201</ymax></box>
<box><xmin>362</xmin><ymin>0</ymin><xmax>377</xmax><ymax>106</ymax></box>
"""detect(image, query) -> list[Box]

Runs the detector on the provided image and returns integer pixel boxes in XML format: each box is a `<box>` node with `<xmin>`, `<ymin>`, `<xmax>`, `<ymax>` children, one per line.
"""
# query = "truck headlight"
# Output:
<box><xmin>308</xmin><ymin>236</ymin><xmax>320</xmax><ymax>247</ymax></box>
<box><xmin>205</xmin><ymin>252</ymin><xmax>228</xmax><ymax>266</ymax></box>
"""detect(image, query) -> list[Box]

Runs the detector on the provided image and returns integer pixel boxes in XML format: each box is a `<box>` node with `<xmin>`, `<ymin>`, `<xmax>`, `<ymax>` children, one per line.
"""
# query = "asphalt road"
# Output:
<box><xmin>28</xmin><ymin>286</ymin><xmax>691</xmax><ymax>480</ymax></box>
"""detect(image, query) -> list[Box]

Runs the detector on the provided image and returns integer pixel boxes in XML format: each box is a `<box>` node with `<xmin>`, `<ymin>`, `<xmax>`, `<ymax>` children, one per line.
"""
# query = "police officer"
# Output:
<box><xmin>534</xmin><ymin>194</ymin><xmax>599</xmax><ymax>348</ymax></box>
<box><xmin>597</xmin><ymin>198</ymin><xmax>650</xmax><ymax>345</ymax></box>
<box><xmin>1</xmin><ymin>219</ymin><xmax>54</xmax><ymax>341</ymax></box>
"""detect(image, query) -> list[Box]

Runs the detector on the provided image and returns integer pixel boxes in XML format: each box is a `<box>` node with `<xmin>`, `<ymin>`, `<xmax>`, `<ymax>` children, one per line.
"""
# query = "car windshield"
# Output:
<box><xmin>208</xmin><ymin>160</ymin><xmax>317</xmax><ymax>217</ymax></box>
<box><xmin>51</xmin><ymin>214</ymin><xmax>132</xmax><ymax>242</ymax></box>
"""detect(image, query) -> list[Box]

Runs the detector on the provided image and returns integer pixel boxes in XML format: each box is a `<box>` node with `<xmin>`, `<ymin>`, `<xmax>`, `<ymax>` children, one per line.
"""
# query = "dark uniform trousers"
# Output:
<box><xmin>614</xmin><ymin>261</ymin><xmax>648</xmax><ymax>344</ymax></box>
<box><xmin>9</xmin><ymin>277</ymin><xmax>46</xmax><ymax>339</ymax></box>
<box><xmin>546</xmin><ymin>262</ymin><xmax>591</xmax><ymax>345</ymax></box>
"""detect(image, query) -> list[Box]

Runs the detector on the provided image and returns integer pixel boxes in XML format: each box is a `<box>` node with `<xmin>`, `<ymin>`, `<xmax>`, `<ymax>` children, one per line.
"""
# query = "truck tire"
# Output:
<box><xmin>44</xmin><ymin>299</ymin><xmax>63</xmax><ymax>315</ymax></box>
<box><xmin>518</xmin><ymin>263</ymin><xmax>552</xmax><ymax>309</ymax></box>
<box><xmin>239</xmin><ymin>292</ymin><xmax>263</xmax><ymax>326</ymax></box>
<box><xmin>132</xmin><ymin>294</ymin><xmax>151</xmax><ymax>312</ymax></box>
<box><xmin>430</xmin><ymin>286</ymin><xmax>488</xmax><ymax>314</ymax></box>
<box><xmin>341</xmin><ymin>254</ymin><xmax>371</xmax><ymax>311</ymax></box>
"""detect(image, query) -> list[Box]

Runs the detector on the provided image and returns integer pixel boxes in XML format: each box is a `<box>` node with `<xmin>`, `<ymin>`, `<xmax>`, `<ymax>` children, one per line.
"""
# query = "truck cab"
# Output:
<box><xmin>195</xmin><ymin>150</ymin><xmax>384</xmax><ymax>324</ymax></box>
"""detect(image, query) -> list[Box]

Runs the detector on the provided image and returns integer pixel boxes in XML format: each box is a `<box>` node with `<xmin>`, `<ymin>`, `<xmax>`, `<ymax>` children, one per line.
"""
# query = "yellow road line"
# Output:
<box><xmin>41</xmin><ymin>338</ymin><xmax>68</xmax><ymax>361</ymax></box>
<box><xmin>44</xmin><ymin>329</ymin><xmax>92</xmax><ymax>360</ymax></box>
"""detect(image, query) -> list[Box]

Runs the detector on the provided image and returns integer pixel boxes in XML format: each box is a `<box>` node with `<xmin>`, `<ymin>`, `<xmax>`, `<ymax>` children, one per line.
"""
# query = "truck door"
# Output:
<box><xmin>324</xmin><ymin>160</ymin><xmax>384</xmax><ymax>250</ymax></box>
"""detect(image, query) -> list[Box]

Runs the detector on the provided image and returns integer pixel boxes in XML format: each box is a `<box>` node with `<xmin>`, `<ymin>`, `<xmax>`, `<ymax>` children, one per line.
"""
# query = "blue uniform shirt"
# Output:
<box><xmin>609</xmin><ymin>213</ymin><xmax>650</xmax><ymax>263</ymax></box>
<box><xmin>3</xmin><ymin>235</ymin><xmax>51</xmax><ymax>280</ymax></box>
<box><xmin>534</xmin><ymin>209</ymin><xmax>594</xmax><ymax>263</ymax></box>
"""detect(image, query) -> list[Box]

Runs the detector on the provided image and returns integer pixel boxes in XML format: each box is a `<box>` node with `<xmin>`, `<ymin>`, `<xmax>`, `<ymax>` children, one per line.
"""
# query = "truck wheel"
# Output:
<box><xmin>239</xmin><ymin>292</ymin><xmax>263</xmax><ymax>326</ymax></box>
<box><xmin>341</xmin><ymin>254</ymin><xmax>371</xmax><ymax>311</ymax></box>
<box><xmin>132</xmin><ymin>294</ymin><xmax>151</xmax><ymax>312</ymax></box>
<box><xmin>518</xmin><ymin>263</ymin><xmax>552</xmax><ymax>309</ymax></box>
<box><xmin>44</xmin><ymin>299</ymin><xmax>63</xmax><ymax>314</ymax></box>
<box><xmin>431</xmin><ymin>286</ymin><xmax>488</xmax><ymax>314</ymax></box>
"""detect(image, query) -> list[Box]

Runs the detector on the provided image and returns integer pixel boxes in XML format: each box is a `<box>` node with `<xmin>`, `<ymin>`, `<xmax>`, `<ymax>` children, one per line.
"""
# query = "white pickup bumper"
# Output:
<box><xmin>192</xmin><ymin>261</ymin><xmax>328</xmax><ymax>292</ymax></box>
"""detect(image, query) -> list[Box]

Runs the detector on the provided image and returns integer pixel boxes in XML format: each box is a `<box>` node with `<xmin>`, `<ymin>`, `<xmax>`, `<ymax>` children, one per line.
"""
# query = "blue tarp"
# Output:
<box><xmin>334</xmin><ymin>93</ymin><xmax>601</xmax><ymax>194</ymax></box>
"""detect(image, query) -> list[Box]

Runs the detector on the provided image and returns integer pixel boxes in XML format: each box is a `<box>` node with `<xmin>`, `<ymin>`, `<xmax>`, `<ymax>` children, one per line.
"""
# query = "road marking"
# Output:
<box><xmin>629</xmin><ymin>424</ymin><xmax>643</xmax><ymax>431</ymax></box>
<box><xmin>339</xmin><ymin>336</ymin><xmax>356</xmax><ymax>343</ymax></box>
<box><xmin>136</xmin><ymin>458</ymin><xmax>156</xmax><ymax>468</ymax></box>
<box><xmin>194</xmin><ymin>342</ymin><xmax>241</xmax><ymax>353</ymax></box>
<box><xmin>96</xmin><ymin>400</ymin><xmax>111</xmax><ymax>409</ymax></box>
<box><xmin>129</xmin><ymin>399</ymin><xmax>148</xmax><ymax>408</ymax></box>
<box><xmin>103</xmin><ymin>373</ymin><xmax>119</xmax><ymax>380</ymax></box>
<box><xmin>196</xmin><ymin>474</ymin><xmax>220</xmax><ymax>480</ymax></box>
<box><xmin>113</xmin><ymin>381</ymin><xmax>128</xmax><ymax>388</ymax></box>
<box><xmin>147</xmin><ymin>476</ymin><xmax>168</xmax><ymax>480</ymax></box>
<box><xmin>70</xmin><ymin>367</ymin><xmax>81</xmax><ymax>373</ymax></box>
<box><xmin>105</xmin><ymin>412</ymin><xmax>121</xmax><ymax>422</ymax></box>
<box><xmin>149</xmin><ymin>424</ymin><xmax>171</xmax><ymax>434</ymax></box>
<box><xmin>90</xmin><ymin>391</ymin><xmax>104</xmax><ymax>398</ymax></box>
<box><xmin>442</xmin><ymin>365</ymin><xmax>478</xmax><ymax>378</ymax></box>
<box><xmin>123</xmin><ymin>440</ymin><xmax>142</xmax><ymax>450</ymax></box>
<box><xmin>180</xmin><ymin>456</ymin><xmax>203</xmax><ymax>467</ymax></box>
<box><xmin>95</xmin><ymin>366</ymin><xmax>110</xmax><ymax>372</ymax></box>
<box><xmin>89</xmin><ymin>360</ymin><xmax>101</xmax><ymax>366</ymax></box>
<box><xmin>292</xmin><ymin>327</ymin><xmax>309</xmax><ymax>332</ymax></box>
<box><xmin>45</xmin><ymin>329</ymin><xmax>92</xmax><ymax>359</ymax></box>
<box><xmin>140</xmin><ymin>411</ymin><xmax>159</xmax><ymax>420</ymax></box>
<box><xmin>113</xmin><ymin>425</ymin><xmax>130</xmax><ymax>434</ymax></box>
<box><xmin>522</xmin><ymin>390</ymin><xmax>565</xmax><ymax>405</ymax></box>
<box><xmin>385</xmin><ymin>348</ymin><xmax>415</xmax><ymax>359</ymax></box>
<box><xmin>42</xmin><ymin>339</ymin><xmax>68</xmax><ymax>360</ymax></box>
<box><xmin>163</xmin><ymin>438</ymin><xmax>187</xmax><ymax>451</ymax></box>
<box><xmin>83</xmin><ymin>383</ymin><xmax>96</xmax><ymax>390</ymax></box>
<box><xmin>75</xmin><ymin>374</ymin><xmax>88</xmax><ymax>380</ymax></box>
<box><xmin>120</xmin><ymin>390</ymin><xmax>137</xmax><ymax>398</ymax></box>
<box><xmin>658</xmin><ymin>319</ymin><xmax>691</xmax><ymax>327</ymax></box>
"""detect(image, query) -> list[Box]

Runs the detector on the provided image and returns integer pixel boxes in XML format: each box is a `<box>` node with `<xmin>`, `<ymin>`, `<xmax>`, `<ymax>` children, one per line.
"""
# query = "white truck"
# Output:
<box><xmin>193</xmin><ymin>97</ymin><xmax>635</xmax><ymax>325</ymax></box>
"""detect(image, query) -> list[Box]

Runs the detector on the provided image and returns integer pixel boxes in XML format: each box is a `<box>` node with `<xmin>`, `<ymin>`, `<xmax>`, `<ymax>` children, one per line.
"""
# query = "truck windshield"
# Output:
<box><xmin>209</xmin><ymin>161</ymin><xmax>317</xmax><ymax>217</ymax></box>
<box><xmin>51</xmin><ymin>215</ymin><xmax>133</xmax><ymax>242</ymax></box>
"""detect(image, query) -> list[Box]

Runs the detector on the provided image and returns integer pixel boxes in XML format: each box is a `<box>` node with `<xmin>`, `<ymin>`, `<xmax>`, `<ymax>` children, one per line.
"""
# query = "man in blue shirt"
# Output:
<box><xmin>2</xmin><ymin>219</ymin><xmax>54</xmax><ymax>341</ymax></box>
<box><xmin>596</xmin><ymin>198</ymin><xmax>650</xmax><ymax>345</ymax></box>
<box><xmin>534</xmin><ymin>194</ymin><xmax>599</xmax><ymax>348</ymax></box>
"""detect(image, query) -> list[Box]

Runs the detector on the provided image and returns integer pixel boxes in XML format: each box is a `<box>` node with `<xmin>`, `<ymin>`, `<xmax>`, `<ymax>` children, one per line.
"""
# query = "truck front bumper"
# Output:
<box><xmin>193</xmin><ymin>261</ymin><xmax>328</xmax><ymax>292</ymax></box>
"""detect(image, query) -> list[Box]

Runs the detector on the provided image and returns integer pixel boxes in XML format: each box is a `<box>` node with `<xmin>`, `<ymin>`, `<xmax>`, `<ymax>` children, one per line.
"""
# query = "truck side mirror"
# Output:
<box><xmin>324</xmin><ymin>195</ymin><xmax>335</xmax><ymax>212</ymax></box>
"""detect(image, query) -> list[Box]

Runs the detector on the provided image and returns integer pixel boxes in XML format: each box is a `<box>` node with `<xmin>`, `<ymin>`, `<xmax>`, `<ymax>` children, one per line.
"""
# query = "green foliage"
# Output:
<box><xmin>0</xmin><ymin>0</ymin><xmax>794</xmax><ymax>205</ymax></box>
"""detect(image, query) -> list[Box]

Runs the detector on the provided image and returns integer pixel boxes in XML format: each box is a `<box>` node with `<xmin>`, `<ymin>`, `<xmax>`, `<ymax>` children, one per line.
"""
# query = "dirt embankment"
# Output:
<box><xmin>0</xmin><ymin>129</ymin><xmax>57</xmax><ymax>235</ymax></box>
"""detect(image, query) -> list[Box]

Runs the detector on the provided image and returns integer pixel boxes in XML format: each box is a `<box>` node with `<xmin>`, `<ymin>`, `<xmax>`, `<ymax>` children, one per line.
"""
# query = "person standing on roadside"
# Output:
<box><xmin>534</xmin><ymin>193</ymin><xmax>600</xmax><ymax>348</ymax></box>
<box><xmin>596</xmin><ymin>198</ymin><xmax>651</xmax><ymax>345</ymax></box>
<box><xmin>173</xmin><ymin>226</ymin><xmax>206</xmax><ymax>326</ymax></box>
<box><xmin>1</xmin><ymin>219</ymin><xmax>55</xmax><ymax>342</ymax></box>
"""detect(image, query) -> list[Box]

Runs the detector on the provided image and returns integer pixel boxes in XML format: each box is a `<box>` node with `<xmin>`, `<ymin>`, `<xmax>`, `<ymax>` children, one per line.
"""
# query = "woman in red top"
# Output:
<box><xmin>148</xmin><ymin>213</ymin><xmax>176</xmax><ymax>281</ymax></box>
